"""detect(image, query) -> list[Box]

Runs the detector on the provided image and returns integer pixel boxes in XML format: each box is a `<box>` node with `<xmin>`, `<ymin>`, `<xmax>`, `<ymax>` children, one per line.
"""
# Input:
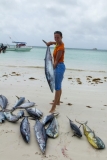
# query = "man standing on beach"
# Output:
<box><xmin>45</xmin><ymin>31</ymin><xmax>65</xmax><ymax>113</ymax></box>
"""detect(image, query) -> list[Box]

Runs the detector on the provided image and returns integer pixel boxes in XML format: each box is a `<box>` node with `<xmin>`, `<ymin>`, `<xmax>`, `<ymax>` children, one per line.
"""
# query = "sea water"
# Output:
<box><xmin>0</xmin><ymin>47</ymin><xmax>107</xmax><ymax>72</ymax></box>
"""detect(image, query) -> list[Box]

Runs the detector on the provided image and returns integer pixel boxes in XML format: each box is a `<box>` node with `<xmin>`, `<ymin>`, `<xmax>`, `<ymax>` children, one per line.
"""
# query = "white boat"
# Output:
<box><xmin>6</xmin><ymin>41</ymin><xmax>32</xmax><ymax>52</ymax></box>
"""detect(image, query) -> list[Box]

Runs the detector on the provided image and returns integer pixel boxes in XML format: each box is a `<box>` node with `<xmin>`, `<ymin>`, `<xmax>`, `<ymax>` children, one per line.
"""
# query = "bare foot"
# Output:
<box><xmin>56</xmin><ymin>103</ymin><xmax>60</xmax><ymax>105</ymax></box>
<box><xmin>50</xmin><ymin>102</ymin><xmax>60</xmax><ymax>105</ymax></box>
<box><xmin>52</xmin><ymin>100</ymin><xmax>63</xmax><ymax>103</ymax></box>
<box><xmin>50</xmin><ymin>102</ymin><xmax>54</xmax><ymax>105</ymax></box>
<box><xmin>49</xmin><ymin>109</ymin><xmax>56</xmax><ymax>113</ymax></box>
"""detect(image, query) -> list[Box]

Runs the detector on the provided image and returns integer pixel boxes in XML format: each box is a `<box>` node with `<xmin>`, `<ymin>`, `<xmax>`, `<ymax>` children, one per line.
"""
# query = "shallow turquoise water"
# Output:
<box><xmin>0</xmin><ymin>47</ymin><xmax>107</xmax><ymax>71</ymax></box>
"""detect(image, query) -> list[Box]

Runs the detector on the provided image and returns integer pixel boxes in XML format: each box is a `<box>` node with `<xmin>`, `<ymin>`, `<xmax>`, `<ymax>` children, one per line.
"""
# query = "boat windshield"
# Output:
<box><xmin>12</xmin><ymin>41</ymin><xmax>26</xmax><ymax>48</ymax></box>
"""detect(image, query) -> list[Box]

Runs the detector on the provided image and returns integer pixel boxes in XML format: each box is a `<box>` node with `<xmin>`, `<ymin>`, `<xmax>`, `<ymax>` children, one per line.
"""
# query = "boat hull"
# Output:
<box><xmin>6</xmin><ymin>47</ymin><xmax>32</xmax><ymax>52</ymax></box>
<box><xmin>15</xmin><ymin>47</ymin><xmax>32</xmax><ymax>51</ymax></box>
<box><xmin>6</xmin><ymin>48</ymin><xmax>15</xmax><ymax>51</ymax></box>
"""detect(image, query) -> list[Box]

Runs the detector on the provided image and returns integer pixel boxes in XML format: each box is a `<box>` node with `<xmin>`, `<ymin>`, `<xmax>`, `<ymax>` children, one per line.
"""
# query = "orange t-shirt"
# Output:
<box><xmin>53</xmin><ymin>43</ymin><xmax>65</xmax><ymax>63</ymax></box>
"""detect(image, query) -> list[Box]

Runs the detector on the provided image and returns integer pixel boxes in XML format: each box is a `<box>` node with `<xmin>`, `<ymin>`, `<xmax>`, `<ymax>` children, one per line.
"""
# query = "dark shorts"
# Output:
<box><xmin>54</xmin><ymin>63</ymin><xmax>65</xmax><ymax>91</ymax></box>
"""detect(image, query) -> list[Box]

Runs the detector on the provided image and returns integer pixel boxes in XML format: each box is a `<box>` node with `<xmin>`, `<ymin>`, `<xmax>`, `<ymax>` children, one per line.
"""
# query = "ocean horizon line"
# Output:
<box><xmin>4</xmin><ymin>43</ymin><xmax>107</xmax><ymax>51</ymax></box>
<box><xmin>33</xmin><ymin>46</ymin><xmax>107</xmax><ymax>52</ymax></box>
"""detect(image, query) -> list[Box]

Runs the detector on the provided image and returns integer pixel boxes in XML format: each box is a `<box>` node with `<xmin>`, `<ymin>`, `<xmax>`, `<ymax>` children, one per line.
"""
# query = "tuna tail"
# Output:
<box><xmin>53</xmin><ymin>112</ymin><xmax>59</xmax><ymax>117</ymax></box>
<box><xmin>66</xmin><ymin>116</ymin><xmax>73</xmax><ymax>122</ymax></box>
<box><xmin>75</xmin><ymin>119</ymin><xmax>88</xmax><ymax>125</ymax></box>
<box><xmin>3</xmin><ymin>108</ymin><xmax>13</xmax><ymax>113</ymax></box>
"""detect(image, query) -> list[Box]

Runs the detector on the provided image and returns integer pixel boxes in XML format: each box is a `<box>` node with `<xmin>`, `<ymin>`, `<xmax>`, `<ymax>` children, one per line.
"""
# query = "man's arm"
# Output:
<box><xmin>43</xmin><ymin>40</ymin><xmax>56</xmax><ymax>46</ymax></box>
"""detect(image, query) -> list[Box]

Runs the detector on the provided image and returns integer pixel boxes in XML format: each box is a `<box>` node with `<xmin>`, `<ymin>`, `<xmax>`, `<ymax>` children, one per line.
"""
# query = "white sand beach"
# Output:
<box><xmin>0</xmin><ymin>65</ymin><xmax>107</xmax><ymax>160</ymax></box>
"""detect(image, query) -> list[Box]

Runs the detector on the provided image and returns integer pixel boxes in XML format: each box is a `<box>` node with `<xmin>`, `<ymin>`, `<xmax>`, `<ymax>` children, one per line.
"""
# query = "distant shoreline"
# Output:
<box><xmin>32</xmin><ymin>46</ymin><xmax>107</xmax><ymax>51</ymax></box>
<box><xmin>0</xmin><ymin>65</ymin><xmax>106</xmax><ymax>73</ymax></box>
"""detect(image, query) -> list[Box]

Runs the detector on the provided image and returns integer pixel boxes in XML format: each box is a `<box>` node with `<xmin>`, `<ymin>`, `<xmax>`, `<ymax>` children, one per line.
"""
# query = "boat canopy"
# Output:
<box><xmin>12</xmin><ymin>41</ymin><xmax>27</xmax><ymax>44</ymax></box>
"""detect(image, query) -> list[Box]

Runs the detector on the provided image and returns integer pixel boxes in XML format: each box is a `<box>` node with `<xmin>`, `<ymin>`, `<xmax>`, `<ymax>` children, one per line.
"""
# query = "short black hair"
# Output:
<box><xmin>54</xmin><ymin>31</ymin><xmax>62</xmax><ymax>37</ymax></box>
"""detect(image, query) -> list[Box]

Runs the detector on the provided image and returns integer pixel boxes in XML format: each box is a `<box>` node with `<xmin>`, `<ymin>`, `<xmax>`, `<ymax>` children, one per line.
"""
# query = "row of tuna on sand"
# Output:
<box><xmin>0</xmin><ymin>95</ymin><xmax>105</xmax><ymax>154</ymax></box>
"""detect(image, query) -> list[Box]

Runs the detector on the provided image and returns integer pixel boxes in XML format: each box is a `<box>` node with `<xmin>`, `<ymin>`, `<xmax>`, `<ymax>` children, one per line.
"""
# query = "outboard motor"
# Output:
<box><xmin>0</xmin><ymin>44</ymin><xmax>7</xmax><ymax>53</ymax></box>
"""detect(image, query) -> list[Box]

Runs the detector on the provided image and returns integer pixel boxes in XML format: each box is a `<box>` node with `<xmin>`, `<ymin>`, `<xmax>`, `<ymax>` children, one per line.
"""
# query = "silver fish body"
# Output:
<box><xmin>12</xmin><ymin>97</ymin><xmax>25</xmax><ymax>110</ymax></box>
<box><xmin>17</xmin><ymin>110</ymin><xmax>24</xmax><ymax>118</ymax></box>
<box><xmin>20</xmin><ymin>117</ymin><xmax>30</xmax><ymax>143</ymax></box>
<box><xmin>42</xmin><ymin>114</ymin><xmax>54</xmax><ymax>126</ymax></box>
<box><xmin>0</xmin><ymin>112</ymin><xmax>5</xmax><ymax>123</ymax></box>
<box><xmin>46</xmin><ymin>117</ymin><xmax>59</xmax><ymax>138</ymax></box>
<box><xmin>16</xmin><ymin>102</ymin><xmax>35</xmax><ymax>109</ymax></box>
<box><xmin>26</xmin><ymin>108</ymin><xmax>43</xmax><ymax>119</ymax></box>
<box><xmin>45</xmin><ymin>46</ymin><xmax>55</xmax><ymax>92</ymax></box>
<box><xmin>36</xmin><ymin>108</ymin><xmax>43</xmax><ymax>117</ymax></box>
<box><xmin>34</xmin><ymin>120</ymin><xmax>47</xmax><ymax>154</ymax></box>
<box><xmin>4</xmin><ymin>112</ymin><xmax>20</xmax><ymax>122</ymax></box>
<box><xmin>0</xmin><ymin>95</ymin><xmax>8</xmax><ymax>110</ymax></box>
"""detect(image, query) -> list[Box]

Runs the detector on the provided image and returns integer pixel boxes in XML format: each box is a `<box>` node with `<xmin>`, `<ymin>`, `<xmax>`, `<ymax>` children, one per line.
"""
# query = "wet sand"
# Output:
<box><xmin>0</xmin><ymin>65</ymin><xmax>107</xmax><ymax>160</ymax></box>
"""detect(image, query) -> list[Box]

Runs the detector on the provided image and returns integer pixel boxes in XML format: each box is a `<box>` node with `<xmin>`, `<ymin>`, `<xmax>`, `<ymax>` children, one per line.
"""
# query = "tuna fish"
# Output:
<box><xmin>4</xmin><ymin>111</ymin><xmax>20</xmax><ymax>122</ymax></box>
<box><xmin>0</xmin><ymin>95</ymin><xmax>8</xmax><ymax>110</ymax></box>
<box><xmin>0</xmin><ymin>111</ymin><xmax>5</xmax><ymax>123</ymax></box>
<box><xmin>17</xmin><ymin>110</ymin><xmax>24</xmax><ymax>118</ymax></box>
<box><xmin>42</xmin><ymin>113</ymin><xmax>59</xmax><ymax>126</ymax></box>
<box><xmin>76</xmin><ymin>120</ymin><xmax>105</xmax><ymax>149</ymax></box>
<box><xmin>15</xmin><ymin>102</ymin><xmax>35</xmax><ymax>109</ymax></box>
<box><xmin>12</xmin><ymin>96</ymin><xmax>25</xmax><ymax>111</ymax></box>
<box><xmin>44</xmin><ymin>43</ymin><xmax>55</xmax><ymax>92</ymax></box>
<box><xmin>67</xmin><ymin>117</ymin><xmax>82</xmax><ymax>138</ymax></box>
<box><xmin>20</xmin><ymin>117</ymin><xmax>30</xmax><ymax>143</ymax></box>
<box><xmin>26</xmin><ymin>108</ymin><xmax>43</xmax><ymax>119</ymax></box>
<box><xmin>34</xmin><ymin>119</ymin><xmax>48</xmax><ymax>154</ymax></box>
<box><xmin>46</xmin><ymin>117</ymin><xmax>59</xmax><ymax>138</ymax></box>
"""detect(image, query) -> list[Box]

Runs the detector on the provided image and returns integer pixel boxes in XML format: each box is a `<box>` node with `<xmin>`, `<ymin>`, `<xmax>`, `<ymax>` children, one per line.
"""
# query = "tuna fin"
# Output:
<box><xmin>93</xmin><ymin>130</ymin><xmax>96</xmax><ymax>137</ymax></box>
<box><xmin>72</xmin><ymin>134</ymin><xmax>76</xmax><ymax>137</ymax></box>
<box><xmin>85</xmin><ymin>121</ymin><xmax>88</xmax><ymax>125</ymax></box>
<box><xmin>53</xmin><ymin>112</ymin><xmax>59</xmax><ymax>117</ymax></box>
<box><xmin>16</xmin><ymin>95</ymin><xmax>19</xmax><ymax>99</ymax></box>
<box><xmin>75</xmin><ymin>119</ymin><xmax>88</xmax><ymax>125</ymax></box>
<box><xmin>79</xmin><ymin>124</ymin><xmax>82</xmax><ymax>128</ymax></box>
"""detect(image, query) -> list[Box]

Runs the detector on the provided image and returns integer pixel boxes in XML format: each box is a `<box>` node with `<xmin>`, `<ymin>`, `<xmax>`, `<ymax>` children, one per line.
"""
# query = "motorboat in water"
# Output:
<box><xmin>6</xmin><ymin>41</ymin><xmax>32</xmax><ymax>52</ymax></box>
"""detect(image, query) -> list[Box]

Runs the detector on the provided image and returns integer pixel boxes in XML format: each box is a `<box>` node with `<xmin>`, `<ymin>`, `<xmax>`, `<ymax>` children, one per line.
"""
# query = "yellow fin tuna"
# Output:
<box><xmin>76</xmin><ymin>120</ymin><xmax>105</xmax><ymax>149</ymax></box>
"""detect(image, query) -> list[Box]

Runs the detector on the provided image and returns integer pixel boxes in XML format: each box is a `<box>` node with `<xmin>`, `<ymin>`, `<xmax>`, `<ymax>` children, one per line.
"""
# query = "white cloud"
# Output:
<box><xmin>0</xmin><ymin>0</ymin><xmax>107</xmax><ymax>49</ymax></box>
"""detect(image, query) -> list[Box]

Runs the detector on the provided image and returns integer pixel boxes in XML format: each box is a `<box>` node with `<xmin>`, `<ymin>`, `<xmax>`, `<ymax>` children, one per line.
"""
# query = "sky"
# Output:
<box><xmin>0</xmin><ymin>0</ymin><xmax>107</xmax><ymax>49</ymax></box>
